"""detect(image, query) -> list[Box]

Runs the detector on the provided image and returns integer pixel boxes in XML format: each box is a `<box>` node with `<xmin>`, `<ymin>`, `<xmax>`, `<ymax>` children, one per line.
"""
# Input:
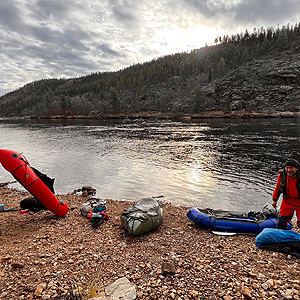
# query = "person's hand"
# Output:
<box><xmin>272</xmin><ymin>200</ymin><xmax>277</xmax><ymax>209</ymax></box>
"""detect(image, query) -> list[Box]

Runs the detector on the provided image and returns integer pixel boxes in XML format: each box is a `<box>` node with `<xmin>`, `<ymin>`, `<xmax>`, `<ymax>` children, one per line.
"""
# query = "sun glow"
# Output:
<box><xmin>155</xmin><ymin>25</ymin><xmax>224</xmax><ymax>54</ymax></box>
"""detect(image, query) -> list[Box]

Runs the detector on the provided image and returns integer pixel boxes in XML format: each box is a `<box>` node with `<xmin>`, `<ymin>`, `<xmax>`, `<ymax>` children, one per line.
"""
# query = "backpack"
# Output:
<box><xmin>20</xmin><ymin>197</ymin><xmax>46</xmax><ymax>212</ymax></box>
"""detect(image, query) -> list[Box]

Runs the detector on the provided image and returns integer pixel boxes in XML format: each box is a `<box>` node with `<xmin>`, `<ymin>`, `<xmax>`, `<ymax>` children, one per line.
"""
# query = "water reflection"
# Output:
<box><xmin>0</xmin><ymin>118</ymin><xmax>300</xmax><ymax>211</ymax></box>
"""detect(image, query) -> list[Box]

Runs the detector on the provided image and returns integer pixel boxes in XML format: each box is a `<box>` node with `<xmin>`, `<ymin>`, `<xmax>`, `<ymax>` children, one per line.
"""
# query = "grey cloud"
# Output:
<box><xmin>98</xmin><ymin>43</ymin><xmax>122</xmax><ymax>58</ymax></box>
<box><xmin>181</xmin><ymin>0</ymin><xmax>300</xmax><ymax>29</ymax></box>
<box><xmin>232</xmin><ymin>0</ymin><xmax>300</xmax><ymax>26</ymax></box>
<box><xmin>33</xmin><ymin>0</ymin><xmax>86</xmax><ymax>21</ymax></box>
<box><xmin>111</xmin><ymin>1</ymin><xmax>139</xmax><ymax>28</ymax></box>
<box><xmin>177</xmin><ymin>0</ymin><xmax>217</xmax><ymax>18</ymax></box>
<box><xmin>0</xmin><ymin>2</ymin><xmax>27</xmax><ymax>33</ymax></box>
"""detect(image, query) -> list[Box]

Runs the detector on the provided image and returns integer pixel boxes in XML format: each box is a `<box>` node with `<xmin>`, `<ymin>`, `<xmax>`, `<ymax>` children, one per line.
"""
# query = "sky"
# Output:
<box><xmin>1</xmin><ymin>0</ymin><xmax>300</xmax><ymax>96</ymax></box>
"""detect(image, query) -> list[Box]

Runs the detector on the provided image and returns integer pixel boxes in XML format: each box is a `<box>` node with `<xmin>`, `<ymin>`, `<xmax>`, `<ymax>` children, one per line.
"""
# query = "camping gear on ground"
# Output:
<box><xmin>0</xmin><ymin>204</ymin><xmax>18</xmax><ymax>212</ymax></box>
<box><xmin>121</xmin><ymin>197</ymin><xmax>163</xmax><ymax>236</ymax></box>
<box><xmin>20</xmin><ymin>197</ymin><xmax>47</xmax><ymax>212</ymax></box>
<box><xmin>0</xmin><ymin>203</ymin><xmax>28</xmax><ymax>214</ymax></box>
<box><xmin>0</xmin><ymin>149</ymin><xmax>68</xmax><ymax>216</ymax></box>
<box><xmin>255</xmin><ymin>228</ymin><xmax>300</xmax><ymax>258</ymax></box>
<box><xmin>81</xmin><ymin>198</ymin><xmax>108</xmax><ymax>228</ymax></box>
<box><xmin>88</xmin><ymin>211</ymin><xmax>109</xmax><ymax>228</ymax></box>
<box><xmin>80</xmin><ymin>198</ymin><xmax>107</xmax><ymax>217</ymax></box>
<box><xmin>187</xmin><ymin>205</ymin><xmax>292</xmax><ymax>234</ymax></box>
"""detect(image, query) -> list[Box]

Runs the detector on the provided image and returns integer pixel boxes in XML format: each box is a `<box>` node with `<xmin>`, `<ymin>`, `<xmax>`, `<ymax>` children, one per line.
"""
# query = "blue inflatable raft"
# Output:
<box><xmin>187</xmin><ymin>207</ymin><xmax>292</xmax><ymax>234</ymax></box>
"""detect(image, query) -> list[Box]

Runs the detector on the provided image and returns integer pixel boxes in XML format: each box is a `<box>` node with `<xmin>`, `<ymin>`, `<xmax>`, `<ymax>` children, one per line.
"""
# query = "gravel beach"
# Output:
<box><xmin>1</xmin><ymin>185</ymin><xmax>300</xmax><ymax>300</ymax></box>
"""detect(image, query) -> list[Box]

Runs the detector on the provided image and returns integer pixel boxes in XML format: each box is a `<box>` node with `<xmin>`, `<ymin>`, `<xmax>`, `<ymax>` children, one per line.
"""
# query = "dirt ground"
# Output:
<box><xmin>1</xmin><ymin>185</ymin><xmax>300</xmax><ymax>300</ymax></box>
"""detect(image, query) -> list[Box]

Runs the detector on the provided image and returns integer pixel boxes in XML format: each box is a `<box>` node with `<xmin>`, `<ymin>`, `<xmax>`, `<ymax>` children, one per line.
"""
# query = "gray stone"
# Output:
<box><xmin>105</xmin><ymin>277</ymin><xmax>136</xmax><ymax>300</ymax></box>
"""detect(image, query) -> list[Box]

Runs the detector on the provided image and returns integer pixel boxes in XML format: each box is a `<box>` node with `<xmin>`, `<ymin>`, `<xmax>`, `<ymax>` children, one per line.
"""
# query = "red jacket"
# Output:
<box><xmin>273</xmin><ymin>172</ymin><xmax>300</xmax><ymax>201</ymax></box>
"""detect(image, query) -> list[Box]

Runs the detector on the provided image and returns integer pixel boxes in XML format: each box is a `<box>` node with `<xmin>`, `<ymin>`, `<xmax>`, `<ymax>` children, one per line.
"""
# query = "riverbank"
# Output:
<box><xmin>1</xmin><ymin>185</ymin><xmax>300</xmax><ymax>300</ymax></box>
<box><xmin>1</xmin><ymin>110</ymin><xmax>300</xmax><ymax>123</ymax></box>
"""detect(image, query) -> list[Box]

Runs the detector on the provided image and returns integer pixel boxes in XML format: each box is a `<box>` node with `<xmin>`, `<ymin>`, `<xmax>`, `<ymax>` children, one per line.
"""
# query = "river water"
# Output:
<box><xmin>0</xmin><ymin>118</ymin><xmax>299</xmax><ymax>212</ymax></box>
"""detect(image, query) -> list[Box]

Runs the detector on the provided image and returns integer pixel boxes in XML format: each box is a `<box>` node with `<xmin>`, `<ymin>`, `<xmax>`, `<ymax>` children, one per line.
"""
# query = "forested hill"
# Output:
<box><xmin>1</xmin><ymin>23</ymin><xmax>300</xmax><ymax>118</ymax></box>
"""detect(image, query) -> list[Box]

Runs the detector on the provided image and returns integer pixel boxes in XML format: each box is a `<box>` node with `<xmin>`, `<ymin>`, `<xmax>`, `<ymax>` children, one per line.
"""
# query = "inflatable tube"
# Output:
<box><xmin>187</xmin><ymin>207</ymin><xmax>292</xmax><ymax>234</ymax></box>
<box><xmin>0</xmin><ymin>149</ymin><xmax>68</xmax><ymax>216</ymax></box>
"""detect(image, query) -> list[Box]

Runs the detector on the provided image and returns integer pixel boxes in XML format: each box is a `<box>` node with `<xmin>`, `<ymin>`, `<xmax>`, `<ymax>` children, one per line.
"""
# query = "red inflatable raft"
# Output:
<box><xmin>0</xmin><ymin>149</ymin><xmax>68</xmax><ymax>216</ymax></box>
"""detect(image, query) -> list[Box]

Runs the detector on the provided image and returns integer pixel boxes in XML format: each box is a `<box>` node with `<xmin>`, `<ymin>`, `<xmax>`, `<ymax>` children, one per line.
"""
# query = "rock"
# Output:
<box><xmin>0</xmin><ymin>292</ymin><xmax>8</xmax><ymax>298</ymax></box>
<box><xmin>161</xmin><ymin>261</ymin><xmax>176</xmax><ymax>275</ymax></box>
<box><xmin>82</xmin><ymin>185</ymin><xmax>96</xmax><ymax>196</ymax></box>
<box><xmin>261</xmin><ymin>282</ymin><xmax>269</xmax><ymax>290</ymax></box>
<box><xmin>188</xmin><ymin>290</ymin><xmax>199</xmax><ymax>298</ymax></box>
<box><xmin>34</xmin><ymin>286</ymin><xmax>43</xmax><ymax>297</ymax></box>
<box><xmin>282</xmin><ymin>296</ymin><xmax>293</xmax><ymax>300</ymax></box>
<box><xmin>105</xmin><ymin>277</ymin><xmax>136</xmax><ymax>300</ymax></box>
<box><xmin>265</xmin><ymin>278</ymin><xmax>276</xmax><ymax>289</ymax></box>
<box><xmin>241</xmin><ymin>285</ymin><xmax>252</xmax><ymax>300</ymax></box>
<box><xmin>11</xmin><ymin>262</ymin><xmax>25</xmax><ymax>269</ymax></box>
<box><xmin>247</xmin><ymin>272</ymin><xmax>258</xmax><ymax>279</ymax></box>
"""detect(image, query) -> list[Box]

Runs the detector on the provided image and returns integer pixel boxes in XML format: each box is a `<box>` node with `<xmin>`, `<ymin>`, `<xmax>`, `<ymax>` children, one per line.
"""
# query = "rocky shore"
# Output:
<box><xmin>1</xmin><ymin>110</ymin><xmax>300</xmax><ymax>123</ymax></box>
<box><xmin>1</xmin><ymin>186</ymin><xmax>300</xmax><ymax>300</ymax></box>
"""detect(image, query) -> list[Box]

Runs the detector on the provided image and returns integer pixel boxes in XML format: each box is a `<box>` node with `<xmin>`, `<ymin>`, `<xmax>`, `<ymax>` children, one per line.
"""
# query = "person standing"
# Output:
<box><xmin>272</xmin><ymin>158</ymin><xmax>300</xmax><ymax>229</ymax></box>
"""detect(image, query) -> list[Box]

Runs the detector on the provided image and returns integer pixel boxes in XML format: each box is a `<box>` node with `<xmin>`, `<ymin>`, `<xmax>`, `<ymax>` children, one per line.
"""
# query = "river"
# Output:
<box><xmin>0</xmin><ymin>117</ymin><xmax>299</xmax><ymax>212</ymax></box>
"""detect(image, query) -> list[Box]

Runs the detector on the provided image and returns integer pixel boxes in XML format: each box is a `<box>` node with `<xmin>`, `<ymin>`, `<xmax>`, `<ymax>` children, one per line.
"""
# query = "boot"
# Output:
<box><xmin>277</xmin><ymin>214</ymin><xmax>292</xmax><ymax>229</ymax></box>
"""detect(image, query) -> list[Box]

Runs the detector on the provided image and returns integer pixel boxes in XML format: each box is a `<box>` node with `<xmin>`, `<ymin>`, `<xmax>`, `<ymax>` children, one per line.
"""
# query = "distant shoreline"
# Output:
<box><xmin>0</xmin><ymin>110</ymin><xmax>299</xmax><ymax>122</ymax></box>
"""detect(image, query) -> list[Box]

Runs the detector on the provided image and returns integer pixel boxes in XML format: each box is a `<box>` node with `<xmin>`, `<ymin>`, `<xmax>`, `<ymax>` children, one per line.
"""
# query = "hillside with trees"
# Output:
<box><xmin>0</xmin><ymin>23</ymin><xmax>300</xmax><ymax>118</ymax></box>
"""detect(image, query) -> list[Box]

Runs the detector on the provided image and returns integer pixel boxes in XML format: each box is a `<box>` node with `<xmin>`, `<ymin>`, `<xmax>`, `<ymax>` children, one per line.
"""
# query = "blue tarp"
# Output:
<box><xmin>255</xmin><ymin>228</ymin><xmax>300</xmax><ymax>248</ymax></box>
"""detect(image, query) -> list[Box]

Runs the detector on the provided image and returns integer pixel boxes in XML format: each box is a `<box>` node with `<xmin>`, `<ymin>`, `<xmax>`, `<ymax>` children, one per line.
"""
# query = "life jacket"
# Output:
<box><xmin>279</xmin><ymin>169</ymin><xmax>300</xmax><ymax>199</ymax></box>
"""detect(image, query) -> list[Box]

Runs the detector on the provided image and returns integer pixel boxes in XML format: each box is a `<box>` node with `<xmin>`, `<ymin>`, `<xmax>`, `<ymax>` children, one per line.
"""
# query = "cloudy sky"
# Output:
<box><xmin>0</xmin><ymin>0</ymin><xmax>300</xmax><ymax>96</ymax></box>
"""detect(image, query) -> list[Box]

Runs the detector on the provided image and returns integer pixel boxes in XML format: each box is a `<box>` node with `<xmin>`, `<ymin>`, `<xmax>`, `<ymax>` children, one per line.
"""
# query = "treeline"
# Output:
<box><xmin>1</xmin><ymin>22</ymin><xmax>300</xmax><ymax>117</ymax></box>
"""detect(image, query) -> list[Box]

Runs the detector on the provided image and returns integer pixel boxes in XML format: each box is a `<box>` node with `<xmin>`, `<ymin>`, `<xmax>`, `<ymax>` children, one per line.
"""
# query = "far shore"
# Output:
<box><xmin>0</xmin><ymin>110</ymin><xmax>300</xmax><ymax>122</ymax></box>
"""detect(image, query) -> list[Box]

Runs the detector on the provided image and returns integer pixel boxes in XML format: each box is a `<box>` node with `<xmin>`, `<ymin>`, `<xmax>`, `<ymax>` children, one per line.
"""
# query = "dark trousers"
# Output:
<box><xmin>277</xmin><ymin>214</ymin><xmax>292</xmax><ymax>229</ymax></box>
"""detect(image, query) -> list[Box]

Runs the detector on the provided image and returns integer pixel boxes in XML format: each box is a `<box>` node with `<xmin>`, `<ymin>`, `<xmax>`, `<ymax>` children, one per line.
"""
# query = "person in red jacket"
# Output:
<box><xmin>272</xmin><ymin>158</ymin><xmax>300</xmax><ymax>229</ymax></box>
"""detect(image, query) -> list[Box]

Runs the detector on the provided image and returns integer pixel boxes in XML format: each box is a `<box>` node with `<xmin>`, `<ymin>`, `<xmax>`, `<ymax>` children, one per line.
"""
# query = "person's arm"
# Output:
<box><xmin>272</xmin><ymin>173</ymin><xmax>282</xmax><ymax>208</ymax></box>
